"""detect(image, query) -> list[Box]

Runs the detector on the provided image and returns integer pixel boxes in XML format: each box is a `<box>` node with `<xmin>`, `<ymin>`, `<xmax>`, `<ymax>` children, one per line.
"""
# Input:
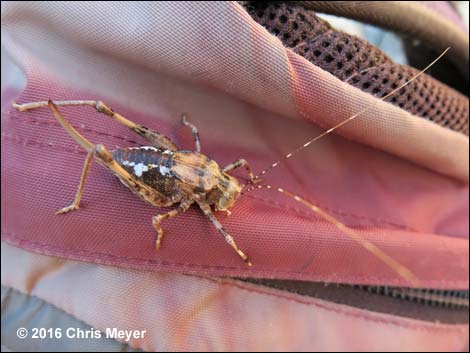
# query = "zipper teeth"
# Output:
<box><xmin>355</xmin><ymin>285</ymin><xmax>469</xmax><ymax>308</ymax></box>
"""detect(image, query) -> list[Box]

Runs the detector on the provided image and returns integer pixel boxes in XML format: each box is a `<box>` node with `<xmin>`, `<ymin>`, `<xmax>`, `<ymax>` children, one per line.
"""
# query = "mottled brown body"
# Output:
<box><xmin>112</xmin><ymin>147</ymin><xmax>181</xmax><ymax>206</ymax></box>
<box><xmin>112</xmin><ymin>147</ymin><xmax>243</xmax><ymax>211</ymax></box>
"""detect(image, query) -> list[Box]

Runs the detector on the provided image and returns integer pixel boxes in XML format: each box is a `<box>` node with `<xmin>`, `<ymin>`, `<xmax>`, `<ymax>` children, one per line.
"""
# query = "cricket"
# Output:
<box><xmin>11</xmin><ymin>48</ymin><xmax>450</xmax><ymax>285</ymax></box>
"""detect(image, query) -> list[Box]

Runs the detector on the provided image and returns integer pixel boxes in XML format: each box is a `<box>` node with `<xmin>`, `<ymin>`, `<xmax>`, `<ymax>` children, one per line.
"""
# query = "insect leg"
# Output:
<box><xmin>42</xmin><ymin>101</ymin><xmax>96</xmax><ymax>214</ymax></box>
<box><xmin>181</xmin><ymin>114</ymin><xmax>201</xmax><ymax>152</ymax></box>
<box><xmin>197</xmin><ymin>202</ymin><xmax>252</xmax><ymax>266</ymax></box>
<box><xmin>46</xmin><ymin>101</ymin><xmax>172</xmax><ymax>209</ymax></box>
<box><xmin>152</xmin><ymin>199</ymin><xmax>193</xmax><ymax>249</ymax></box>
<box><xmin>46</xmin><ymin>101</ymin><xmax>96</xmax><ymax>152</ymax></box>
<box><xmin>223</xmin><ymin>159</ymin><xmax>260</xmax><ymax>184</ymax></box>
<box><xmin>13</xmin><ymin>100</ymin><xmax>179</xmax><ymax>151</ymax></box>
<box><xmin>56</xmin><ymin>151</ymin><xmax>94</xmax><ymax>214</ymax></box>
<box><xmin>94</xmin><ymin>101</ymin><xmax>180</xmax><ymax>151</ymax></box>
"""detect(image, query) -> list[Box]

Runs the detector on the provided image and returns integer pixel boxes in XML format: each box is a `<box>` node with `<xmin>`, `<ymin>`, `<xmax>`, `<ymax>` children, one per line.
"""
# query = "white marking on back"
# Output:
<box><xmin>141</xmin><ymin>146</ymin><xmax>158</xmax><ymax>151</ymax></box>
<box><xmin>122</xmin><ymin>160</ymin><xmax>135</xmax><ymax>167</ymax></box>
<box><xmin>128</xmin><ymin>146</ymin><xmax>159</xmax><ymax>151</ymax></box>
<box><xmin>133</xmin><ymin>163</ymin><xmax>148</xmax><ymax>177</ymax></box>
<box><xmin>159</xmin><ymin>165</ymin><xmax>170</xmax><ymax>176</ymax></box>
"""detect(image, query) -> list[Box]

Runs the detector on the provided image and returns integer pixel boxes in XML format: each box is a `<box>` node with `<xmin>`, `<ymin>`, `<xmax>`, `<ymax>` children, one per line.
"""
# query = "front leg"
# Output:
<box><xmin>13</xmin><ymin>100</ymin><xmax>179</xmax><ymax>151</ymax></box>
<box><xmin>223</xmin><ymin>159</ymin><xmax>261</xmax><ymax>184</ymax></box>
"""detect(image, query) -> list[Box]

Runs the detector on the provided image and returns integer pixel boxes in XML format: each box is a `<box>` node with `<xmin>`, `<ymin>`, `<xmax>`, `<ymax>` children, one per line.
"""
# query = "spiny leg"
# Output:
<box><xmin>223</xmin><ymin>159</ymin><xmax>260</xmax><ymax>184</ymax></box>
<box><xmin>46</xmin><ymin>101</ymin><xmax>95</xmax><ymax>151</ymax></box>
<box><xmin>46</xmin><ymin>101</ymin><xmax>171</xmax><ymax>214</ymax></box>
<box><xmin>197</xmin><ymin>202</ymin><xmax>252</xmax><ymax>266</ymax></box>
<box><xmin>56</xmin><ymin>151</ymin><xmax>94</xmax><ymax>214</ymax></box>
<box><xmin>181</xmin><ymin>113</ymin><xmax>201</xmax><ymax>153</ymax></box>
<box><xmin>13</xmin><ymin>100</ymin><xmax>179</xmax><ymax>151</ymax></box>
<box><xmin>152</xmin><ymin>199</ymin><xmax>193</xmax><ymax>250</ymax></box>
<box><xmin>43</xmin><ymin>101</ymin><xmax>97</xmax><ymax>214</ymax></box>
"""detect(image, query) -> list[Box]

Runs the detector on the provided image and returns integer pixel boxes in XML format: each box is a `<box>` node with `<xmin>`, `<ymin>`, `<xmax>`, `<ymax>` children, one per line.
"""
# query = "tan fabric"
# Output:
<box><xmin>1</xmin><ymin>1</ymin><xmax>468</xmax><ymax>181</ymax></box>
<box><xmin>2</xmin><ymin>242</ymin><xmax>468</xmax><ymax>352</ymax></box>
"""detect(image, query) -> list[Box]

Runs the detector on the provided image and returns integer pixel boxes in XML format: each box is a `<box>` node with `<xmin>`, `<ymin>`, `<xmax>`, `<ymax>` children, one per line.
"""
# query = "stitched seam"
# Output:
<box><xmin>2</xmin><ymin>132</ymin><xmax>421</xmax><ymax>230</ymax></box>
<box><xmin>10</xmin><ymin>113</ymin><xmax>144</xmax><ymax>145</ymax></box>
<box><xmin>245</xmin><ymin>194</ymin><xmax>415</xmax><ymax>231</ymax></box>
<box><xmin>2</xmin><ymin>235</ymin><xmax>468</xmax><ymax>287</ymax></box>
<box><xmin>5</xmin><ymin>112</ymin><xmax>420</xmax><ymax>229</ymax></box>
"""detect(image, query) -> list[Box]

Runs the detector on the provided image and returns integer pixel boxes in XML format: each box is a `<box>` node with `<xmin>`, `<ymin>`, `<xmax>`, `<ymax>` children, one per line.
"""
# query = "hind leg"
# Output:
<box><xmin>34</xmin><ymin>102</ymin><xmax>170</xmax><ymax>214</ymax></box>
<box><xmin>33</xmin><ymin>100</ymin><xmax>98</xmax><ymax>214</ymax></box>
<box><xmin>13</xmin><ymin>100</ymin><xmax>179</xmax><ymax>151</ymax></box>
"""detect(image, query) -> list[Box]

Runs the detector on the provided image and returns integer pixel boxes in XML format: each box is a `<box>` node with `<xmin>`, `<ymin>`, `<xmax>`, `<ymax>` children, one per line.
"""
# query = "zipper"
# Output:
<box><xmin>354</xmin><ymin>285</ymin><xmax>469</xmax><ymax>308</ymax></box>
<box><xmin>239</xmin><ymin>278</ymin><xmax>469</xmax><ymax>324</ymax></box>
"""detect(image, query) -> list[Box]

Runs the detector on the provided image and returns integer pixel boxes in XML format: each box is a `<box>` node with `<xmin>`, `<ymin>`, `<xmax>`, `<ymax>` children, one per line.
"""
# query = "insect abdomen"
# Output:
<box><xmin>112</xmin><ymin>147</ymin><xmax>178</xmax><ymax>197</ymax></box>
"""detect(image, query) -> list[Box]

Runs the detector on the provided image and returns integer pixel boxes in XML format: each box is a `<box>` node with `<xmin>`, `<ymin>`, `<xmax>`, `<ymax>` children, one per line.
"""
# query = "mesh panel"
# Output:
<box><xmin>242</xmin><ymin>1</ymin><xmax>469</xmax><ymax>135</ymax></box>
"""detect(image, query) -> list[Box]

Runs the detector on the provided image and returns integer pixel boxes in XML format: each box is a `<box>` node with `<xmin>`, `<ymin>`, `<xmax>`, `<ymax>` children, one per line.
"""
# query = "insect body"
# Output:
<box><xmin>13</xmin><ymin>100</ymin><xmax>255</xmax><ymax>265</ymax></box>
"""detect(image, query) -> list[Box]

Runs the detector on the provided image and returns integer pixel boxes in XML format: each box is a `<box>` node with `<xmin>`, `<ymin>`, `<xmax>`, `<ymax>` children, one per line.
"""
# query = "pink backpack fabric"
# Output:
<box><xmin>2</xmin><ymin>2</ymin><xmax>468</xmax><ymax>351</ymax></box>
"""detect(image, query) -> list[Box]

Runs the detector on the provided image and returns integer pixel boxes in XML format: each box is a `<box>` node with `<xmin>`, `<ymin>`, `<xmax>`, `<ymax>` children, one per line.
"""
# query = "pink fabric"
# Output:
<box><xmin>1</xmin><ymin>2</ymin><xmax>469</xmax><ymax>287</ymax></box>
<box><xmin>2</xmin><ymin>242</ymin><xmax>468</xmax><ymax>352</ymax></box>
<box><xmin>2</xmin><ymin>71</ymin><xmax>468</xmax><ymax>288</ymax></box>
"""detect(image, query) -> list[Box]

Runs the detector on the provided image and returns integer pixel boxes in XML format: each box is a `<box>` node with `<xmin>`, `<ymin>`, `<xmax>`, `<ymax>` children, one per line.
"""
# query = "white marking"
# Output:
<box><xmin>122</xmin><ymin>160</ymin><xmax>135</xmax><ymax>167</ymax></box>
<box><xmin>303</xmin><ymin>142</ymin><xmax>311</xmax><ymax>147</ymax></box>
<box><xmin>159</xmin><ymin>165</ymin><xmax>170</xmax><ymax>176</ymax></box>
<box><xmin>133</xmin><ymin>163</ymin><xmax>148</xmax><ymax>177</ymax></box>
<box><xmin>266</xmin><ymin>185</ymin><xmax>272</xmax><ymax>189</ymax></box>
<box><xmin>286</xmin><ymin>153</ymin><xmax>292</xmax><ymax>158</ymax></box>
<box><xmin>294</xmin><ymin>196</ymin><xmax>301</xmax><ymax>201</ymax></box>
<box><xmin>272</xmin><ymin>162</ymin><xmax>278</xmax><ymax>167</ymax></box>
<box><xmin>277</xmin><ymin>188</ymin><xmax>284</xmax><ymax>192</ymax></box>
<box><xmin>128</xmin><ymin>146</ymin><xmax>158</xmax><ymax>151</ymax></box>
<box><xmin>141</xmin><ymin>146</ymin><xmax>158</xmax><ymax>151</ymax></box>
<box><xmin>162</xmin><ymin>149</ymin><xmax>173</xmax><ymax>155</ymax></box>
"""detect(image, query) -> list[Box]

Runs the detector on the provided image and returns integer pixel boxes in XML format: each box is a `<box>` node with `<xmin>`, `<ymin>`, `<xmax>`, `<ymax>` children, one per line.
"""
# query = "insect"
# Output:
<box><xmin>12</xmin><ymin>48</ymin><xmax>449</xmax><ymax>285</ymax></box>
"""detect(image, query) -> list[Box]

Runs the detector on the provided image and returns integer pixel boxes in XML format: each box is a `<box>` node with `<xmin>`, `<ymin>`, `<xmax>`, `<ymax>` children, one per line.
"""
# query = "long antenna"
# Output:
<box><xmin>243</xmin><ymin>184</ymin><xmax>419</xmax><ymax>286</ymax></box>
<box><xmin>252</xmin><ymin>48</ymin><xmax>450</xmax><ymax>182</ymax></box>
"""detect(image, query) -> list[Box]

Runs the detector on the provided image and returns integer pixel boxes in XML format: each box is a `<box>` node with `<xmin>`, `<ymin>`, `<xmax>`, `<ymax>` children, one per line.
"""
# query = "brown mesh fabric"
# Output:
<box><xmin>295</xmin><ymin>1</ymin><xmax>470</xmax><ymax>83</ymax></box>
<box><xmin>242</xmin><ymin>2</ymin><xmax>469</xmax><ymax>136</ymax></box>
